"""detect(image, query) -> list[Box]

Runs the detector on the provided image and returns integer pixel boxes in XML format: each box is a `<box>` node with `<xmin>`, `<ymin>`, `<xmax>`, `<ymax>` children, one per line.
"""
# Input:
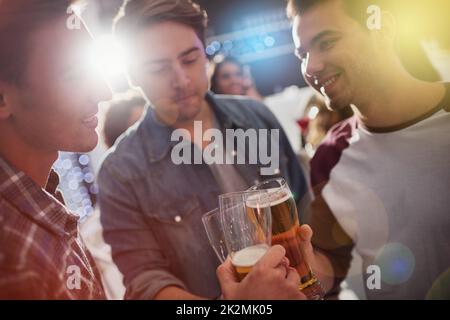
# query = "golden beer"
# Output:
<box><xmin>231</xmin><ymin>244</ymin><xmax>269</xmax><ymax>281</ymax></box>
<box><xmin>246</xmin><ymin>188</ymin><xmax>324</xmax><ymax>299</ymax></box>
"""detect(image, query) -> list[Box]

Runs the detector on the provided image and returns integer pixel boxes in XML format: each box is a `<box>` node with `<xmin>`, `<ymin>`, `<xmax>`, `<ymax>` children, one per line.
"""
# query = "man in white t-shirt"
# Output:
<box><xmin>286</xmin><ymin>0</ymin><xmax>450</xmax><ymax>299</ymax></box>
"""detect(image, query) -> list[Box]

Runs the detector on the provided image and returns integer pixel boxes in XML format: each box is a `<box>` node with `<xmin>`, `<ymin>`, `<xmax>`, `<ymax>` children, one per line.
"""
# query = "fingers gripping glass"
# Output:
<box><xmin>248</xmin><ymin>178</ymin><xmax>325</xmax><ymax>300</ymax></box>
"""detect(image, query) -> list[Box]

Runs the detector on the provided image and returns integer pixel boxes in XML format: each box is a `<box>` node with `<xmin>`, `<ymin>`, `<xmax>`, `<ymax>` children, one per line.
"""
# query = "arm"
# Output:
<box><xmin>98</xmin><ymin>162</ymin><xmax>201</xmax><ymax>300</ymax></box>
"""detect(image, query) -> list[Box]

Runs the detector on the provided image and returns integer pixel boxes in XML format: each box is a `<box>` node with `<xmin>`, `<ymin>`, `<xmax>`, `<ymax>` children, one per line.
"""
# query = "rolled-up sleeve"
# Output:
<box><xmin>97</xmin><ymin>162</ymin><xmax>187</xmax><ymax>300</ymax></box>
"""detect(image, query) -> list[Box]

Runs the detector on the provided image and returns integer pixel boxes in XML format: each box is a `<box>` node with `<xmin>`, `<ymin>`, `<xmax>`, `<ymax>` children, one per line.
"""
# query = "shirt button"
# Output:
<box><xmin>174</xmin><ymin>216</ymin><xmax>182</xmax><ymax>223</ymax></box>
<box><xmin>231</xmin><ymin>150</ymin><xmax>237</xmax><ymax>157</ymax></box>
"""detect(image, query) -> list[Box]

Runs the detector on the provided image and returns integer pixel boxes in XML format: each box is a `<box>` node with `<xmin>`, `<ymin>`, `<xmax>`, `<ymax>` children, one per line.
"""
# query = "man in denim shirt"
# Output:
<box><xmin>98</xmin><ymin>0</ymin><xmax>308</xmax><ymax>300</ymax></box>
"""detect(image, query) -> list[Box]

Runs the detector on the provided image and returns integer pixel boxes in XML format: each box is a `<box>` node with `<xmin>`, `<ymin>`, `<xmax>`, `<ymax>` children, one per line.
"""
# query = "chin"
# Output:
<box><xmin>74</xmin><ymin>134</ymin><xmax>99</xmax><ymax>153</ymax></box>
<box><xmin>178</xmin><ymin>104</ymin><xmax>202</xmax><ymax>121</ymax></box>
<box><xmin>324</xmin><ymin>94</ymin><xmax>349</xmax><ymax>112</ymax></box>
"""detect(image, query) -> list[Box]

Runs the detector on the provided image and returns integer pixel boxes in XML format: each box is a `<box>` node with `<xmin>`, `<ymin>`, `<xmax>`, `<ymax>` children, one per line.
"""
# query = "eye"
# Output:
<box><xmin>183</xmin><ymin>58</ymin><xmax>197</xmax><ymax>65</ymax></box>
<box><xmin>220</xmin><ymin>73</ymin><xmax>232</xmax><ymax>80</ymax></box>
<box><xmin>319</xmin><ymin>38</ymin><xmax>337</xmax><ymax>51</ymax></box>
<box><xmin>147</xmin><ymin>64</ymin><xmax>169</xmax><ymax>74</ymax></box>
<box><xmin>182</xmin><ymin>52</ymin><xmax>200</xmax><ymax>65</ymax></box>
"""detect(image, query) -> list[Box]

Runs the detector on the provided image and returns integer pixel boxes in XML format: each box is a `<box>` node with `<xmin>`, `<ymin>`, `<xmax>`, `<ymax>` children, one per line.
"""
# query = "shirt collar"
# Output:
<box><xmin>143</xmin><ymin>91</ymin><xmax>252</xmax><ymax>163</ymax></box>
<box><xmin>0</xmin><ymin>156</ymin><xmax>79</xmax><ymax>238</ymax></box>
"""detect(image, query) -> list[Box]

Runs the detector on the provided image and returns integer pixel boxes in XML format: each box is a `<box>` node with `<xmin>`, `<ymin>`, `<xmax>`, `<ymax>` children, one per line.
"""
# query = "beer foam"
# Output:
<box><xmin>231</xmin><ymin>244</ymin><xmax>269</xmax><ymax>267</ymax></box>
<box><xmin>246</xmin><ymin>188</ymin><xmax>292</xmax><ymax>208</ymax></box>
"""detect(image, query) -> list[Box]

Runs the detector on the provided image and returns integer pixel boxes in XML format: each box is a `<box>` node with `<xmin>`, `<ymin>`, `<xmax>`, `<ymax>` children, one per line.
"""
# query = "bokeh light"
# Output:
<box><xmin>374</xmin><ymin>243</ymin><xmax>416</xmax><ymax>285</ymax></box>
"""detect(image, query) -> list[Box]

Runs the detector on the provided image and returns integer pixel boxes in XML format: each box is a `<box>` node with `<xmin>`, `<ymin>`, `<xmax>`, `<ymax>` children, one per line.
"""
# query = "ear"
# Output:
<box><xmin>379</xmin><ymin>11</ymin><xmax>397</xmax><ymax>45</ymax></box>
<box><xmin>0</xmin><ymin>81</ymin><xmax>13</xmax><ymax>120</ymax></box>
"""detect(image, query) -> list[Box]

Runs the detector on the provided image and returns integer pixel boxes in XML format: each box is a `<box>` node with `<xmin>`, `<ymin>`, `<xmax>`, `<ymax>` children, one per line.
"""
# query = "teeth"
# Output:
<box><xmin>322</xmin><ymin>75</ymin><xmax>338</xmax><ymax>88</ymax></box>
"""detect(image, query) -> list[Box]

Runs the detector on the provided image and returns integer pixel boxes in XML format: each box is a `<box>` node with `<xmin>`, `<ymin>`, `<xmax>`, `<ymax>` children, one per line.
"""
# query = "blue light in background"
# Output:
<box><xmin>264</xmin><ymin>36</ymin><xmax>275</xmax><ymax>47</ymax></box>
<box><xmin>223</xmin><ymin>40</ymin><xmax>233</xmax><ymax>51</ymax></box>
<box><xmin>206</xmin><ymin>45</ymin><xmax>216</xmax><ymax>56</ymax></box>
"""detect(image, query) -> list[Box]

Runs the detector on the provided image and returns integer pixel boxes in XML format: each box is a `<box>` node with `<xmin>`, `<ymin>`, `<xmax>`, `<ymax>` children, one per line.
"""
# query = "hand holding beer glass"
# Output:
<box><xmin>248</xmin><ymin>178</ymin><xmax>325</xmax><ymax>300</ymax></box>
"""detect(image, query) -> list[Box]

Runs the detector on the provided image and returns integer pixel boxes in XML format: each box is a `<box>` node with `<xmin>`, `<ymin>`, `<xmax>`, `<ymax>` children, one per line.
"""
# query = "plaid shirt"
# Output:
<box><xmin>0</xmin><ymin>157</ymin><xmax>105</xmax><ymax>299</ymax></box>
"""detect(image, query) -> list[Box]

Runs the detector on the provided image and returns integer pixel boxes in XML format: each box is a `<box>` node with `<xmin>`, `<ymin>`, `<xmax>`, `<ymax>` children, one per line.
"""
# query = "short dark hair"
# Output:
<box><xmin>286</xmin><ymin>0</ymin><xmax>442</xmax><ymax>82</ymax></box>
<box><xmin>286</xmin><ymin>0</ymin><xmax>387</xmax><ymax>28</ymax></box>
<box><xmin>114</xmin><ymin>0</ymin><xmax>208</xmax><ymax>47</ymax></box>
<box><xmin>0</xmin><ymin>0</ymin><xmax>81</xmax><ymax>85</ymax></box>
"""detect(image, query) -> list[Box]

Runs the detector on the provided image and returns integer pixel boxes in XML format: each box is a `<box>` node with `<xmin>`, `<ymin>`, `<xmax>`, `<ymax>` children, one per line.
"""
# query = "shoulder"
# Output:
<box><xmin>98</xmin><ymin>120</ymin><xmax>148</xmax><ymax>183</ymax></box>
<box><xmin>212</xmin><ymin>93</ymin><xmax>279</xmax><ymax>127</ymax></box>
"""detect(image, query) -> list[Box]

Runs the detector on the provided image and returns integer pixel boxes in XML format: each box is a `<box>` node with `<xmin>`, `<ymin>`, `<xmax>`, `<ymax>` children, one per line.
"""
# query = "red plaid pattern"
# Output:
<box><xmin>0</xmin><ymin>157</ymin><xmax>105</xmax><ymax>299</ymax></box>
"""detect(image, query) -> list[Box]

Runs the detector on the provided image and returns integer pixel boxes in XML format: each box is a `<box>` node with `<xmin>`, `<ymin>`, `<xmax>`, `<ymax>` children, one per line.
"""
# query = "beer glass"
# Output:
<box><xmin>219</xmin><ymin>191</ymin><xmax>272</xmax><ymax>280</ymax></box>
<box><xmin>248</xmin><ymin>178</ymin><xmax>325</xmax><ymax>300</ymax></box>
<box><xmin>202</xmin><ymin>208</ymin><xmax>228</xmax><ymax>263</ymax></box>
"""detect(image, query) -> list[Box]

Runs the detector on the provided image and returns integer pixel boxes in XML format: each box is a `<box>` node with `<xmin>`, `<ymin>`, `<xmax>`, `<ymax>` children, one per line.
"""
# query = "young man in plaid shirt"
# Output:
<box><xmin>0</xmin><ymin>0</ymin><xmax>110</xmax><ymax>299</ymax></box>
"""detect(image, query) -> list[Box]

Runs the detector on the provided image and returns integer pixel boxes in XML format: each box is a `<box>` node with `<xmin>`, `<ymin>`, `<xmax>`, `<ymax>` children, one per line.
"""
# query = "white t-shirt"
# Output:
<box><xmin>314</xmin><ymin>84</ymin><xmax>450</xmax><ymax>299</ymax></box>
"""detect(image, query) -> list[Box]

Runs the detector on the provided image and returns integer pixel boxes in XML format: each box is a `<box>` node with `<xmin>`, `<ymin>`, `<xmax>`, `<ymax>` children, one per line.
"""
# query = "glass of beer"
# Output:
<box><xmin>202</xmin><ymin>208</ymin><xmax>228</xmax><ymax>263</ymax></box>
<box><xmin>219</xmin><ymin>191</ymin><xmax>272</xmax><ymax>281</ymax></box>
<box><xmin>248</xmin><ymin>178</ymin><xmax>325</xmax><ymax>300</ymax></box>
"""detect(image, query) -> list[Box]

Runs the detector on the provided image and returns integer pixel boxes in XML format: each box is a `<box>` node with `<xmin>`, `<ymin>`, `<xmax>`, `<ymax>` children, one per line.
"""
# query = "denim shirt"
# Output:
<box><xmin>97</xmin><ymin>92</ymin><xmax>308</xmax><ymax>299</ymax></box>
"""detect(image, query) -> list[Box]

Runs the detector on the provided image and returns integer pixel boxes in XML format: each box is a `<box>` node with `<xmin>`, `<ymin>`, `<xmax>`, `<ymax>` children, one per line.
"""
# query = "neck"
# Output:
<box><xmin>354</xmin><ymin>64</ymin><xmax>445</xmax><ymax>129</ymax></box>
<box><xmin>175</xmin><ymin>99</ymin><xmax>214</xmax><ymax>132</ymax></box>
<box><xmin>0</xmin><ymin>128</ymin><xmax>57</xmax><ymax>188</ymax></box>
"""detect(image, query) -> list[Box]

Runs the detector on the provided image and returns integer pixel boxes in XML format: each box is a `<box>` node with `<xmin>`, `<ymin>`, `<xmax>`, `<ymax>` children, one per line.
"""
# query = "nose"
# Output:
<box><xmin>303</xmin><ymin>52</ymin><xmax>325</xmax><ymax>81</ymax></box>
<box><xmin>171</xmin><ymin>63</ymin><xmax>191</xmax><ymax>89</ymax></box>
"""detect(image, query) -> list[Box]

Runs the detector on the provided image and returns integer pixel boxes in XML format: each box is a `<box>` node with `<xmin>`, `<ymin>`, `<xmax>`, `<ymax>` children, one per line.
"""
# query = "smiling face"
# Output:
<box><xmin>292</xmin><ymin>0</ymin><xmax>385</xmax><ymax>111</ymax></box>
<box><xmin>0</xmin><ymin>16</ymin><xmax>110</xmax><ymax>153</ymax></box>
<box><xmin>214</xmin><ymin>61</ymin><xmax>245</xmax><ymax>95</ymax></box>
<box><xmin>127</xmin><ymin>21</ymin><xmax>209</xmax><ymax>123</ymax></box>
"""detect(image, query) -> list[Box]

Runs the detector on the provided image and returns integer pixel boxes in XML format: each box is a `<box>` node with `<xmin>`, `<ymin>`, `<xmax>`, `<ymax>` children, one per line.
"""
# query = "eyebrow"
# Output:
<box><xmin>296</xmin><ymin>30</ymin><xmax>341</xmax><ymax>55</ymax></box>
<box><xmin>178</xmin><ymin>47</ymin><xmax>200</xmax><ymax>59</ymax></box>
<box><xmin>142</xmin><ymin>47</ymin><xmax>201</xmax><ymax>66</ymax></box>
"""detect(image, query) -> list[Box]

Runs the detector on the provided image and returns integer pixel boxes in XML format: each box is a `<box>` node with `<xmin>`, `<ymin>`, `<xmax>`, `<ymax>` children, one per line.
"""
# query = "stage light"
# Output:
<box><xmin>264</xmin><ymin>36</ymin><xmax>275</xmax><ymax>47</ymax></box>
<box><xmin>88</xmin><ymin>34</ymin><xmax>127</xmax><ymax>80</ymax></box>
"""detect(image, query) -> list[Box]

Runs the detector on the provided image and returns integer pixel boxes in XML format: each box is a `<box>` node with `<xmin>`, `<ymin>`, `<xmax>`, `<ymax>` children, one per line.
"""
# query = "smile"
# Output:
<box><xmin>320</xmin><ymin>74</ymin><xmax>340</xmax><ymax>89</ymax></box>
<box><xmin>82</xmin><ymin>115</ymin><xmax>99</xmax><ymax>129</ymax></box>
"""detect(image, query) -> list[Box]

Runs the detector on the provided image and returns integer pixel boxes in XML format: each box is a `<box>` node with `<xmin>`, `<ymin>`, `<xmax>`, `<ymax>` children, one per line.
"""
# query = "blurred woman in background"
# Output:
<box><xmin>209</xmin><ymin>56</ymin><xmax>263</xmax><ymax>101</ymax></box>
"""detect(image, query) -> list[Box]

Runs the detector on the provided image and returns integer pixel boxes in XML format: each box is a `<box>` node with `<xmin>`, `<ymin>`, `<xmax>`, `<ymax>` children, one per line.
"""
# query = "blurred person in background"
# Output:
<box><xmin>103</xmin><ymin>90</ymin><xmax>146</xmax><ymax>148</ymax></box>
<box><xmin>298</xmin><ymin>93</ymin><xmax>353</xmax><ymax>157</ymax></box>
<box><xmin>209</xmin><ymin>56</ymin><xmax>263</xmax><ymax>101</ymax></box>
